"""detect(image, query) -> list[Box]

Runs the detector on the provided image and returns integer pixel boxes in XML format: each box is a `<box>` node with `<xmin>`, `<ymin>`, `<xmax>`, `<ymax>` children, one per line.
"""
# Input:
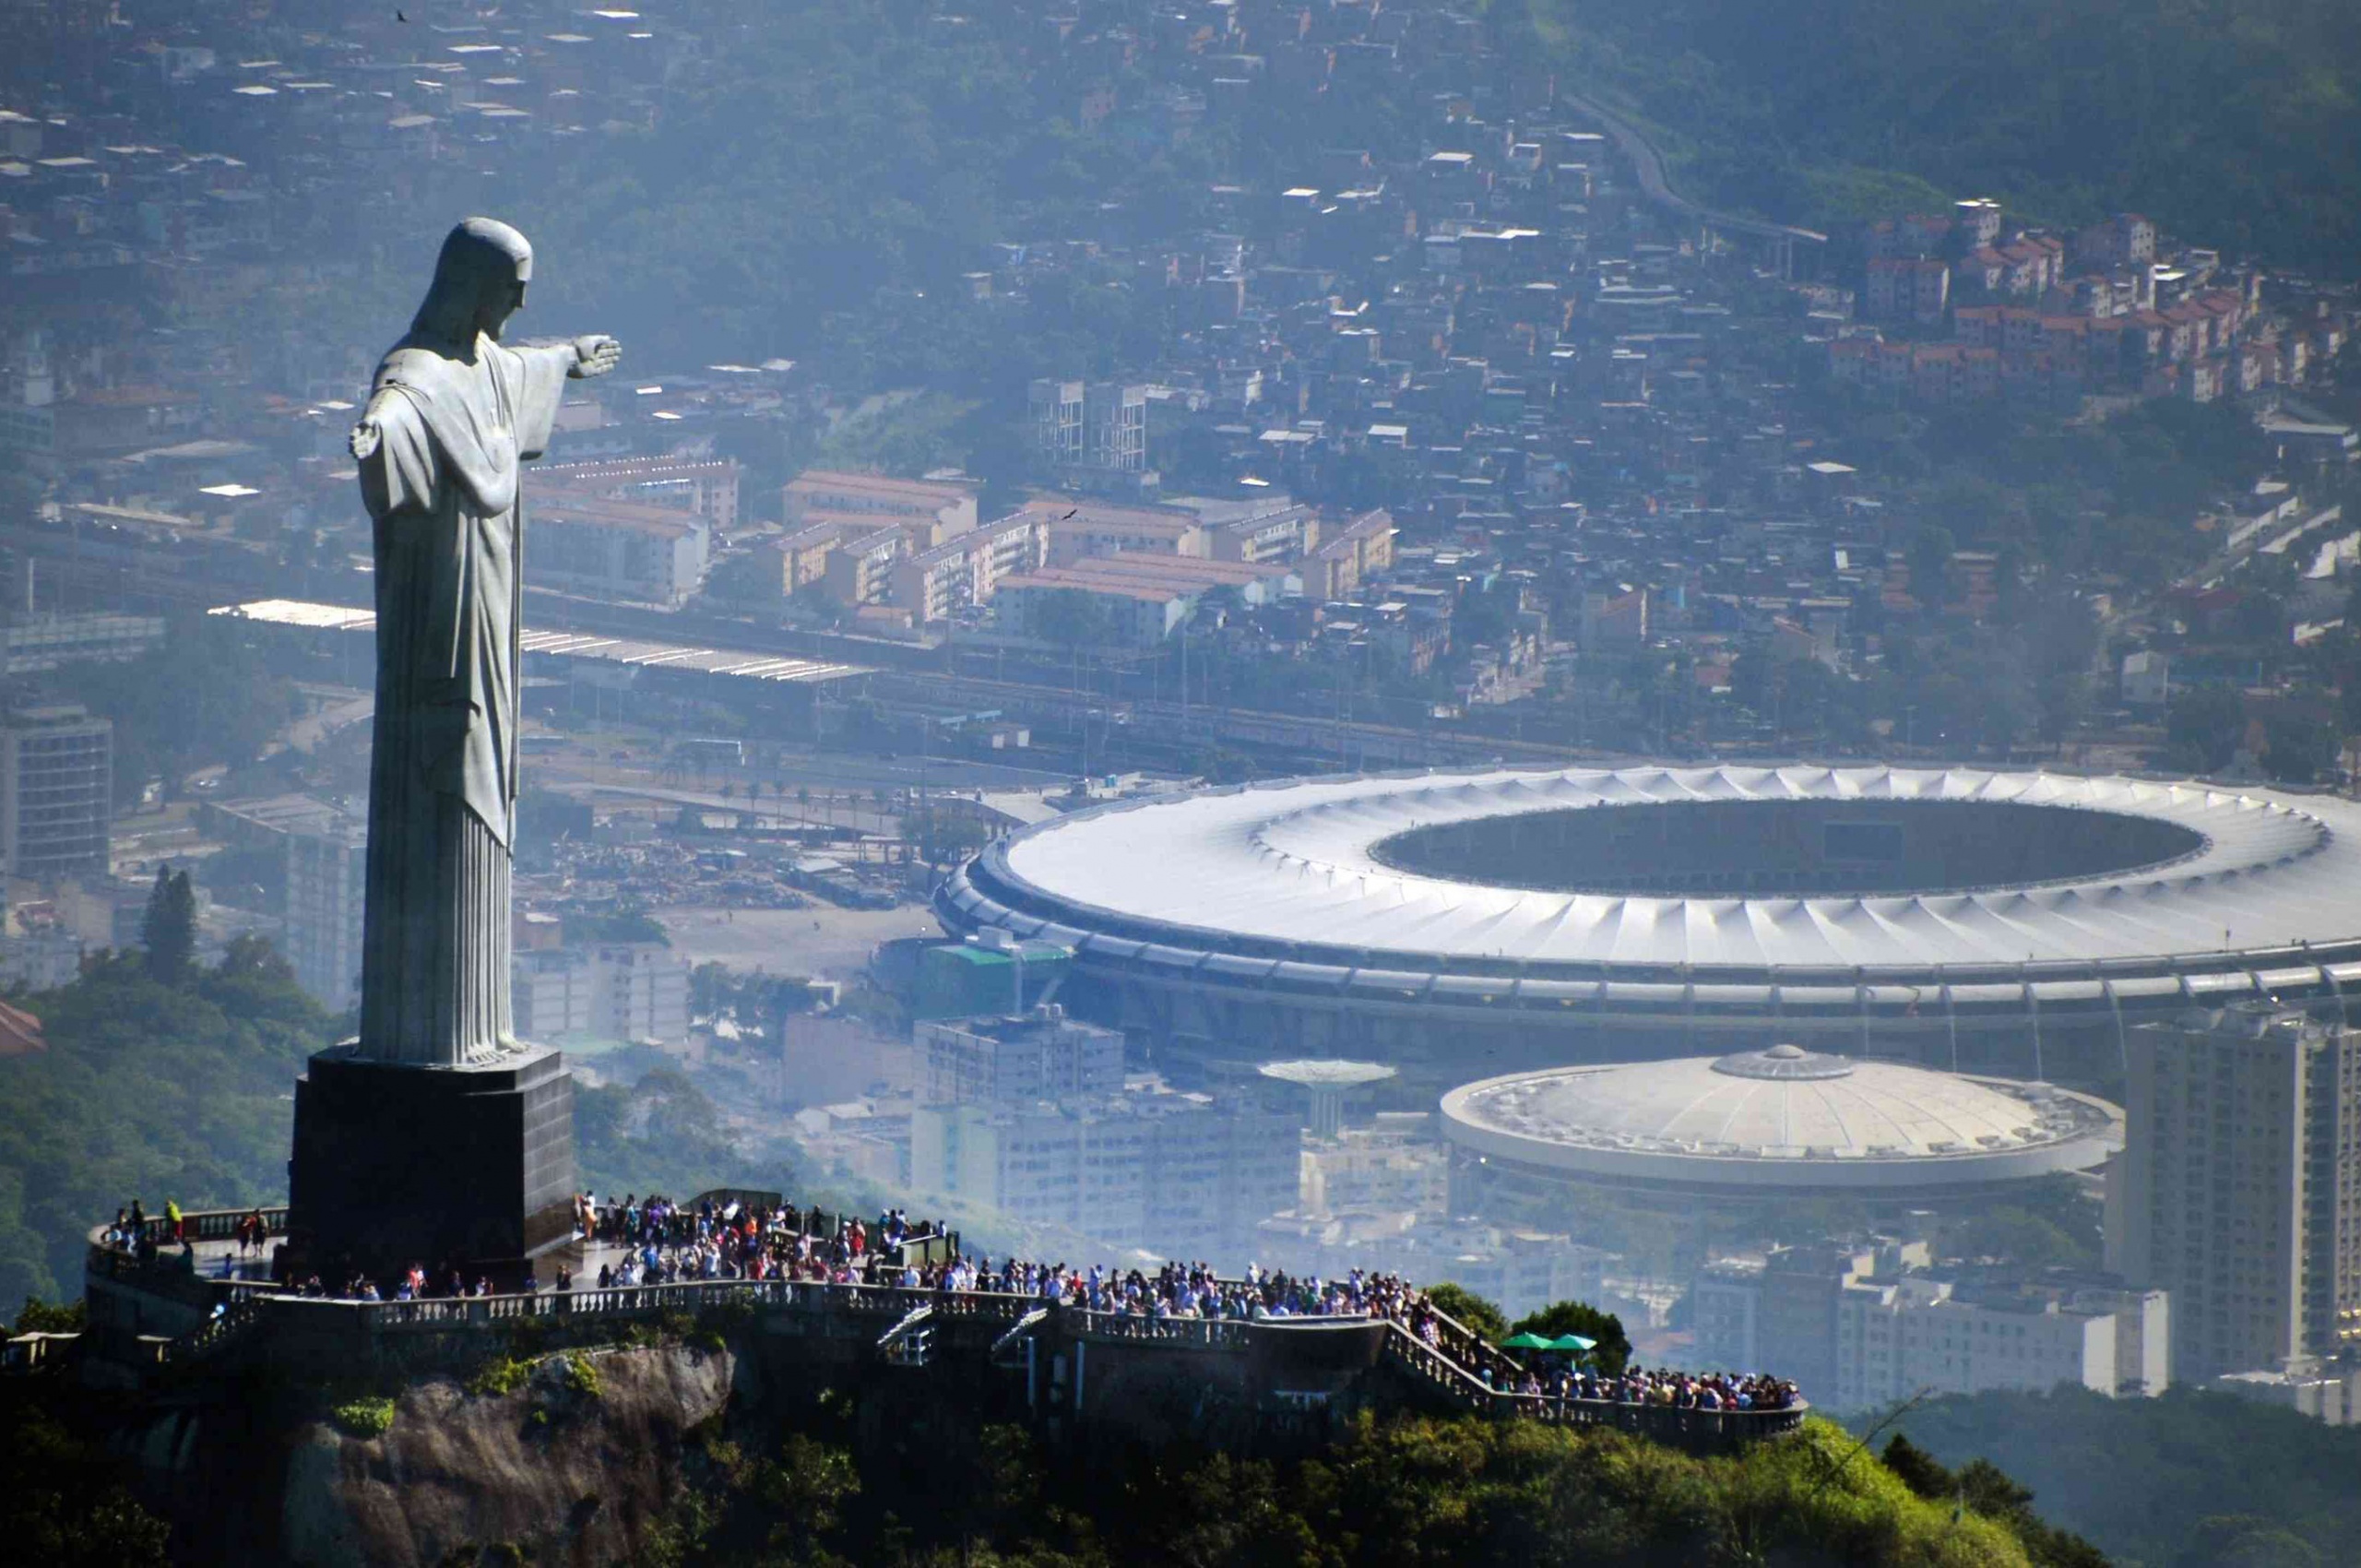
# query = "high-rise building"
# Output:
<box><xmin>1833</xmin><ymin>1276</ymin><xmax>2168</xmax><ymax>1409</ymax></box>
<box><xmin>285</xmin><ymin>826</ymin><xmax>366</xmax><ymax>1013</ymax></box>
<box><xmin>0</xmin><ymin>703</ymin><xmax>111</xmax><ymax>879</ymax></box>
<box><xmin>1027</xmin><ymin>379</ymin><xmax>1152</xmax><ymax>491</ymax></box>
<box><xmin>916</xmin><ymin>1009</ymin><xmax>1124</xmax><ymax>1108</ymax></box>
<box><xmin>1696</xmin><ymin>1245</ymin><xmax>2169</xmax><ymax>1407</ymax></box>
<box><xmin>513</xmin><ymin>941</ymin><xmax>692</xmax><ymax>1049</ymax></box>
<box><xmin>910</xmin><ymin>1092</ymin><xmax>1299</xmax><ymax>1259</ymax></box>
<box><xmin>2107</xmin><ymin>1004</ymin><xmax>2361</xmax><ymax>1382</ymax></box>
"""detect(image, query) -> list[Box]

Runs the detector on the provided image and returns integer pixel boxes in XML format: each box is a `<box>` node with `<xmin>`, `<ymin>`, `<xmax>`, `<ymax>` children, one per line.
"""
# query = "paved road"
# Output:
<box><xmin>1562</xmin><ymin>89</ymin><xmax>1826</xmax><ymax>247</ymax></box>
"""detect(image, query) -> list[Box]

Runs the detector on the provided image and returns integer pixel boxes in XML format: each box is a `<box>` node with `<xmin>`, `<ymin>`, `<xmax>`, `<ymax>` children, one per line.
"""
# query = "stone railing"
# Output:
<box><xmin>126</xmin><ymin>1268</ymin><xmax>1804</xmax><ymax>1446</ymax></box>
<box><xmin>1064</xmin><ymin>1308</ymin><xmax>1258</xmax><ymax>1350</ymax></box>
<box><xmin>160</xmin><ymin>1275</ymin><xmax>1041</xmax><ymax>1363</ymax></box>
<box><xmin>101</xmin><ymin>1206</ymin><xmax>289</xmax><ymax>1248</ymax></box>
<box><xmin>90</xmin><ymin>1211</ymin><xmax>1805</xmax><ymax>1447</ymax></box>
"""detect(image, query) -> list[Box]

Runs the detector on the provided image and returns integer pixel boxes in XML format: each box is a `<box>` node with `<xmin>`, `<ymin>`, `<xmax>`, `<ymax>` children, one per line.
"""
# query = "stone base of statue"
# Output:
<box><xmin>282</xmin><ymin>1042</ymin><xmax>576</xmax><ymax>1288</ymax></box>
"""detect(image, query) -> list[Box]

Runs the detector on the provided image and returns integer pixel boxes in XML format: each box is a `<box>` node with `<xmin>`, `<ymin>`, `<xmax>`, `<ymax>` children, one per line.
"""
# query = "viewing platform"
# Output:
<box><xmin>59</xmin><ymin>1204</ymin><xmax>1808</xmax><ymax>1456</ymax></box>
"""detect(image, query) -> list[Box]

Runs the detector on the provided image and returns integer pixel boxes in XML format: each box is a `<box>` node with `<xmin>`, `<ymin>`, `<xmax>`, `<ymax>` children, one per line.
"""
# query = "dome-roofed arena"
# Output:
<box><xmin>1441</xmin><ymin>1045</ymin><xmax>2123</xmax><ymax>1207</ymax></box>
<box><xmin>937</xmin><ymin>765</ymin><xmax>2361</xmax><ymax>1079</ymax></box>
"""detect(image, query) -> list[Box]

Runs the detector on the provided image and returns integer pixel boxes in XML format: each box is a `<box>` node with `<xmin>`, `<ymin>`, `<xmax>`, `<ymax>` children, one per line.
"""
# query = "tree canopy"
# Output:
<box><xmin>1516</xmin><ymin>0</ymin><xmax>2361</xmax><ymax>273</ymax></box>
<box><xmin>0</xmin><ymin>942</ymin><xmax>338</xmax><ymax>1305</ymax></box>
<box><xmin>1890</xmin><ymin>1385</ymin><xmax>2361</xmax><ymax>1566</ymax></box>
<box><xmin>1510</xmin><ymin>1300</ymin><xmax>1636</xmax><ymax>1376</ymax></box>
<box><xmin>1423</xmin><ymin>1281</ymin><xmax>1509</xmax><ymax>1341</ymax></box>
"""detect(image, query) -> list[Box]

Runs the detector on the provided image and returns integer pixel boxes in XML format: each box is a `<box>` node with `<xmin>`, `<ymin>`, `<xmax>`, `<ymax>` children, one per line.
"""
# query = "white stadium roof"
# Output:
<box><xmin>1441</xmin><ymin>1044</ymin><xmax>2122</xmax><ymax>1192</ymax></box>
<box><xmin>979</xmin><ymin>766</ymin><xmax>2361</xmax><ymax>972</ymax></box>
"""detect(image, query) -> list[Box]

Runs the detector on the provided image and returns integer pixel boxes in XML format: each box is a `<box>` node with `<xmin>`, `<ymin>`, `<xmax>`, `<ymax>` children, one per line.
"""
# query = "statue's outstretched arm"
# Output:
<box><xmin>569</xmin><ymin>335</ymin><xmax>622</xmax><ymax>379</ymax></box>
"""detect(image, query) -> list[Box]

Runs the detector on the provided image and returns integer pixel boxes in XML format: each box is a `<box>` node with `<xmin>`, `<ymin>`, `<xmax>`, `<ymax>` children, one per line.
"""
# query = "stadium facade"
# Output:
<box><xmin>936</xmin><ymin>766</ymin><xmax>2361</xmax><ymax>1080</ymax></box>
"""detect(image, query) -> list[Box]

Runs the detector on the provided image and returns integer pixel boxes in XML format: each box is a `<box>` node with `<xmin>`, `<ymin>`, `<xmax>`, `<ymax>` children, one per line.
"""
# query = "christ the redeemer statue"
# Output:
<box><xmin>347</xmin><ymin>218</ymin><xmax>619</xmax><ymax>1065</ymax></box>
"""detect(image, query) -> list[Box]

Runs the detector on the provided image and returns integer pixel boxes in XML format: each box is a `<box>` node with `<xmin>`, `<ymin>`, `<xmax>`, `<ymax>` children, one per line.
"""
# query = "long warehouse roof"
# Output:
<box><xmin>213</xmin><ymin>599</ymin><xmax>873</xmax><ymax>685</ymax></box>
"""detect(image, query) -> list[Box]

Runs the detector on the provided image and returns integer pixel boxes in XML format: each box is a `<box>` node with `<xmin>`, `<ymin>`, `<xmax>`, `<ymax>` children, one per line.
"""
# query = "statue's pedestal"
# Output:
<box><xmin>283</xmin><ymin>1042</ymin><xmax>576</xmax><ymax>1287</ymax></box>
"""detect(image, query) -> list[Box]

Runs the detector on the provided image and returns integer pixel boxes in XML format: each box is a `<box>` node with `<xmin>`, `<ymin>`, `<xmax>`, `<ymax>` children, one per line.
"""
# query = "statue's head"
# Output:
<box><xmin>409</xmin><ymin>217</ymin><xmax>534</xmax><ymax>346</ymax></box>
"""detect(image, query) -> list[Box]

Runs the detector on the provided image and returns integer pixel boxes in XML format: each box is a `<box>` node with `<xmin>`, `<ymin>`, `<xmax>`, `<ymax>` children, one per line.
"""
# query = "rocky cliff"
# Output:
<box><xmin>136</xmin><ymin>1343</ymin><xmax>739</xmax><ymax>1567</ymax></box>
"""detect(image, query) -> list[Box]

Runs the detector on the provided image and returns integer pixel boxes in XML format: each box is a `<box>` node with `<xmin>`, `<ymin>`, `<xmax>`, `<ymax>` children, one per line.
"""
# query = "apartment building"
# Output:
<box><xmin>540</xmin><ymin>457</ymin><xmax>742</xmax><ymax>530</ymax></box>
<box><xmin>1833</xmin><ymin>1276</ymin><xmax>2169</xmax><ymax>1409</ymax></box>
<box><xmin>1302</xmin><ymin>507</ymin><xmax>1395</xmax><ymax>599</ymax></box>
<box><xmin>1204</xmin><ymin>500</ymin><xmax>1320</xmax><ymax>564</ymax></box>
<box><xmin>1028</xmin><ymin>378</ymin><xmax>1149</xmax><ymax>475</ymax></box>
<box><xmin>821</xmin><ymin>526</ymin><xmax>906</xmax><ymax>608</ymax></box>
<box><xmin>911</xmin><ymin>1090</ymin><xmax>1299</xmax><ymax>1258</ymax></box>
<box><xmin>528</xmin><ymin>493</ymin><xmax>711</xmax><ymax>608</ymax></box>
<box><xmin>997</xmin><ymin>553</ymin><xmax>1294</xmax><ymax>647</ymax></box>
<box><xmin>2108</xmin><ymin>1004</ymin><xmax>2361</xmax><ymax>1382</ymax></box>
<box><xmin>783</xmin><ymin>469</ymin><xmax>978</xmax><ymax>538</ymax></box>
<box><xmin>513</xmin><ymin>940</ymin><xmax>692</xmax><ymax>1049</ymax></box>
<box><xmin>0</xmin><ymin>704</ymin><xmax>111</xmax><ymax>879</ymax></box>
<box><xmin>886</xmin><ymin>511</ymin><xmax>1050</xmax><ymax>625</ymax></box>
<box><xmin>770</xmin><ymin>521</ymin><xmax>848</xmax><ymax>595</ymax></box>
<box><xmin>284</xmin><ymin>825</ymin><xmax>365</xmax><ymax>1013</ymax></box>
<box><xmin>1032</xmin><ymin>497</ymin><xmax>1210</xmax><ymax>565</ymax></box>
<box><xmin>916</xmin><ymin>1008</ymin><xmax>1125</xmax><ymax>1108</ymax></box>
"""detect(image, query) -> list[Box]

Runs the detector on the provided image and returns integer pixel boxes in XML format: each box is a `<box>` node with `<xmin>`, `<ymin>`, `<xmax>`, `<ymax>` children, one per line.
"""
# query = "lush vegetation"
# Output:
<box><xmin>0</xmin><ymin>1382</ymin><xmax>170</xmax><ymax>1566</ymax></box>
<box><xmin>0</xmin><ymin>941</ymin><xmax>339</xmax><ymax>1305</ymax></box>
<box><xmin>642</xmin><ymin>1403</ymin><xmax>2079</xmax><ymax>1567</ymax></box>
<box><xmin>1518</xmin><ymin>0</ymin><xmax>2361</xmax><ymax>269</ymax></box>
<box><xmin>1878</xmin><ymin>1436</ymin><xmax>2106</xmax><ymax>1568</ymax></box>
<box><xmin>329</xmin><ymin>1396</ymin><xmax>397</xmax><ymax>1440</ymax></box>
<box><xmin>574</xmin><ymin>1064</ymin><xmax>787</xmax><ymax>1206</ymax></box>
<box><xmin>1890</xmin><ymin>1386</ymin><xmax>2361</xmax><ymax>1567</ymax></box>
<box><xmin>1511</xmin><ymin>1300</ymin><xmax>1637</xmax><ymax>1378</ymax></box>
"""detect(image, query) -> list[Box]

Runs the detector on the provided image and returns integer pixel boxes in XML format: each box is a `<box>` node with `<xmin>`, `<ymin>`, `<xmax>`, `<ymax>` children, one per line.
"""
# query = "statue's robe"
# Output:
<box><xmin>353</xmin><ymin>332</ymin><xmax>572</xmax><ymax>1065</ymax></box>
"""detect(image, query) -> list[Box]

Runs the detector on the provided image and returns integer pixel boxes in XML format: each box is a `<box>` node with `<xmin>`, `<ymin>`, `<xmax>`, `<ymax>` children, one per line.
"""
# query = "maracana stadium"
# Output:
<box><xmin>936</xmin><ymin>765</ymin><xmax>2361</xmax><ymax>1081</ymax></box>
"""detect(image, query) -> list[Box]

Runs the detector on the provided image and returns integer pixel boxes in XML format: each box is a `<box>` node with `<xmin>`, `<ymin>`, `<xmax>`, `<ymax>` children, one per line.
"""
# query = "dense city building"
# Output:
<box><xmin>911</xmin><ymin>1088</ymin><xmax>1299</xmax><ymax>1259</ymax></box>
<box><xmin>917</xmin><ymin>1008</ymin><xmax>1125</xmax><ymax>1108</ymax></box>
<box><xmin>283</xmin><ymin>825</ymin><xmax>365</xmax><ymax>1014</ymax></box>
<box><xmin>1695</xmin><ymin>1243</ymin><xmax>2170</xmax><ymax>1410</ymax></box>
<box><xmin>512</xmin><ymin>932</ymin><xmax>694</xmax><ymax>1051</ymax></box>
<box><xmin>2107</xmin><ymin>1004</ymin><xmax>2361</xmax><ymax>1383</ymax></box>
<box><xmin>0</xmin><ymin>703</ymin><xmax>111</xmax><ymax>879</ymax></box>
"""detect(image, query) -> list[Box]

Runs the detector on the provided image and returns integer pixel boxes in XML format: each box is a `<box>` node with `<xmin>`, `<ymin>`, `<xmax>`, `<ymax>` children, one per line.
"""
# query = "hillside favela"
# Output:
<box><xmin>4</xmin><ymin>0</ymin><xmax>2361</xmax><ymax>1563</ymax></box>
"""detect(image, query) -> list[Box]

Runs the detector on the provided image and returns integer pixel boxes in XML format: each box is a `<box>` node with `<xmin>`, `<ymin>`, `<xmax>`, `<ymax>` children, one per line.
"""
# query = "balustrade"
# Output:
<box><xmin>97</xmin><ymin>1211</ymin><xmax>1804</xmax><ymax>1448</ymax></box>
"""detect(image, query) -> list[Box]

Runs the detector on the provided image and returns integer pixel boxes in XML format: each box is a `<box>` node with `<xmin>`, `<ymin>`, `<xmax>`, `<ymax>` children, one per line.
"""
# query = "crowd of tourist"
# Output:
<box><xmin>578</xmin><ymin>1193</ymin><xmax>932</xmax><ymax>1288</ymax></box>
<box><xmin>101</xmin><ymin>1192</ymin><xmax>1804</xmax><ymax>1412</ymax></box>
<box><xmin>1484</xmin><ymin>1363</ymin><xmax>1800</xmax><ymax>1413</ymax></box>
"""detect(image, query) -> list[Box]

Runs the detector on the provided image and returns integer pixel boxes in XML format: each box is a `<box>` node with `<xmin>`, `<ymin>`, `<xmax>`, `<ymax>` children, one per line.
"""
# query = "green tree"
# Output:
<box><xmin>2263</xmin><ymin>713</ymin><xmax>2337</xmax><ymax>784</ymax></box>
<box><xmin>138</xmin><ymin>867</ymin><xmax>196</xmax><ymax>985</ymax></box>
<box><xmin>0</xmin><ymin>946</ymin><xmax>337</xmax><ymax>1312</ymax></box>
<box><xmin>1422</xmin><ymin>1281</ymin><xmax>1508</xmax><ymax>1341</ymax></box>
<box><xmin>2165</xmin><ymin>686</ymin><xmax>2248</xmax><ymax>774</ymax></box>
<box><xmin>1509</xmin><ymin>1299</ymin><xmax>1634</xmax><ymax>1374</ymax></box>
<box><xmin>2180</xmin><ymin>1515</ymin><xmax>2323</xmax><ymax>1568</ymax></box>
<box><xmin>0</xmin><ymin>1401</ymin><xmax>170</xmax><ymax>1566</ymax></box>
<box><xmin>700</xmin><ymin>551</ymin><xmax>784</xmax><ymax>610</ymax></box>
<box><xmin>12</xmin><ymin>1295</ymin><xmax>82</xmax><ymax>1334</ymax></box>
<box><xmin>1029</xmin><ymin>588</ymin><xmax>1109</xmax><ymax>648</ymax></box>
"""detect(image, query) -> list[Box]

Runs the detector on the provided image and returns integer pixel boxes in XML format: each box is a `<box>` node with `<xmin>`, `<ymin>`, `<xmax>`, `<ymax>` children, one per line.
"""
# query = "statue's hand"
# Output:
<box><xmin>570</xmin><ymin>335</ymin><xmax>622</xmax><ymax>379</ymax></box>
<box><xmin>349</xmin><ymin>419</ymin><xmax>382</xmax><ymax>462</ymax></box>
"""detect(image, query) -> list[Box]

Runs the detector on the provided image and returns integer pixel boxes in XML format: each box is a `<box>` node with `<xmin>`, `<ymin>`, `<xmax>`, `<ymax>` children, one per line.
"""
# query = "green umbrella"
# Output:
<box><xmin>1548</xmin><ymin>1334</ymin><xmax>1598</xmax><ymax>1353</ymax></box>
<box><xmin>1500</xmin><ymin>1332</ymin><xmax>1554</xmax><ymax>1350</ymax></box>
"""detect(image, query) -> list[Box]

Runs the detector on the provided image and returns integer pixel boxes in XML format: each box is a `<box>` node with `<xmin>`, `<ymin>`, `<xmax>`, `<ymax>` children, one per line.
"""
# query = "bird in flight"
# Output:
<box><xmin>397</xmin><ymin>9</ymin><xmax>409</xmax><ymax>19</ymax></box>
